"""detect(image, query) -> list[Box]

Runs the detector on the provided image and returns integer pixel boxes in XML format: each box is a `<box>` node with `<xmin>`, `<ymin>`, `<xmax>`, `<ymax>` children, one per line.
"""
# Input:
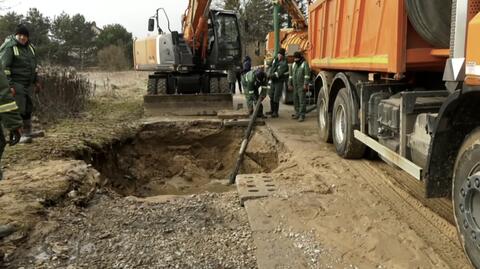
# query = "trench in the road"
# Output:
<box><xmin>83</xmin><ymin>120</ymin><xmax>280</xmax><ymax>197</ymax></box>
<box><xmin>3</xmin><ymin>120</ymin><xmax>280</xmax><ymax>268</ymax></box>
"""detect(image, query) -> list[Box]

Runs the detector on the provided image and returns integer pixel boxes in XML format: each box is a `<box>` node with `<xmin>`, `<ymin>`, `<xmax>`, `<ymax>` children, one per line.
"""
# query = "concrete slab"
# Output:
<box><xmin>236</xmin><ymin>174</ymin><xmax>277</xmax><ymax>206</ymax></box>
<box><xmin>217</xmin><ymin>109</ymin><xmax>249</xmax><ymax>120</ymax></box>
<box><xmin>223</xmin><ymin>118</ymin><xmax>265</xmax><ymax>127</ymax></box>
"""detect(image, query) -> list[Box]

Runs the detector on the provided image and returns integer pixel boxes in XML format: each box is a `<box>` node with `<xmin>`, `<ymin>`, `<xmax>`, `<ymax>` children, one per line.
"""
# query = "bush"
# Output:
<box><xmin>97</xmin><ymin>45</ymin><xmax>130</xmax><ymax>71</ymax></box>
<box><xmin>34</xmin><ymin>66</ymin><xmax>93</xmax><ymax>123</ymax></box>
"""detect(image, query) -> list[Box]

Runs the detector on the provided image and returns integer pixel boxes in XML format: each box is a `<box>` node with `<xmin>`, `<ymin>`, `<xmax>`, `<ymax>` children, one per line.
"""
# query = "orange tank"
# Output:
<box><xmin>308</xmin><ymin>0</ymin><xmax>448</xmax><ymax>76</ymax></box>
<box><xmin>466</xmin><ymin>12</ymin><xmax>480</xmax><ymax>86</ymax></box>
<box><xmin>265</xmin><ymin>29</ymin><xmax>309</xmax><ymax>61</ymax></box>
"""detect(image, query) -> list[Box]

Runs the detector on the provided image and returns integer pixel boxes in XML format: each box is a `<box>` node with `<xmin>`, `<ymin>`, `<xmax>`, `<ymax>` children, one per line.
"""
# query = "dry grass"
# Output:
<box><xmin>35</xmin><ymin>67</ymin><xmax>93</xmax><ymax>124</ymax></box>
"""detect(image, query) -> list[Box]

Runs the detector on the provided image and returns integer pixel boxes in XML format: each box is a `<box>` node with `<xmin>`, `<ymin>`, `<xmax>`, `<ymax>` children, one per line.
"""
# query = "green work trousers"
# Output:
<box><xmin>246</xmin><ymin>90</ymin><xmax>264</xmax><ymax>115</ymax></box>
<box><xmin>269</xmin><ymin>80</ymin><xmax>284</xmax><ymax>103</ymax></box>
<box><xmin>293</xmin><ymin>87</ymin><xmax>307</xmax><ymax>117</ymax></box>
<box><xmin>13</xmin><ymin>83</ymin><xmax>33</xmax><ymax>120</ymax></box>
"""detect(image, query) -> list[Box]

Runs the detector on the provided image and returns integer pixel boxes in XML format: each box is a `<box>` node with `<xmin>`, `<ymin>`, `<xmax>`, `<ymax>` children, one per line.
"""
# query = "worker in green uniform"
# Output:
<box><xmin>289</xmin><ymin>51</ymin><xmax>311</xmax><ymax>122</ymax></box>
<box><xmin>0</xmin><ymin>25</ymin><xmax>41</xmax><ymax>143</ymax></box>
<box><xmin>267</xmin><ymin>48</ymin><xmax>289</xmax><ymax>118</ymax></box>
<box><xmin>0</xmin><ymin>66</ymin><xmax>23</xmax><ymax>180</ymax></box>
<box><xmin>242</xmin><ymin>69</ymin><xmax>268</xmax><ymax>118</ymax></box>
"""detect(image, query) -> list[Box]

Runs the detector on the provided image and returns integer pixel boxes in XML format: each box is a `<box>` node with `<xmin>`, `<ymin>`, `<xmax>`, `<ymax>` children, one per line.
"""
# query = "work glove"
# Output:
<box><xmin>8</xmin><ymin>128</ymin><xmax>21</xmax><ymax>146</ymax></box>
<box><xmin>10</xmin><ymin>87</ymin><xmax>15</xmax><ymax>97</ymax></box>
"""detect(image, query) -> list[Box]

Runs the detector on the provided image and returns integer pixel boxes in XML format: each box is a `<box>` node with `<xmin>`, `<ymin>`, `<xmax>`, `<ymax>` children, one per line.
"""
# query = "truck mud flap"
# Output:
<box><xmin>144</xmin><ymin>94</ymin><xmax>233</xmax><ymax>116</ymax></box>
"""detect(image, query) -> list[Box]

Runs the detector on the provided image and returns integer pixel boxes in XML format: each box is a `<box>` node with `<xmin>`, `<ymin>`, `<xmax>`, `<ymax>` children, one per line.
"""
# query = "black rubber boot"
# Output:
<box><xmin>271</xmin><ymin>103</ymin><xmax>279</xmax><ymax>118</ymax></box>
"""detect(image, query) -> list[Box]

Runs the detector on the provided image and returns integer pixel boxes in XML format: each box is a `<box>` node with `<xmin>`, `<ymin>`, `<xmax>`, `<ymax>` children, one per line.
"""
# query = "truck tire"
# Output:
<box><xmin>332</xmin><ymin>88</ymin><xmax>365</xmax><ymax>159</ymax></box>
<box><xmin>405</xmin><ymin>0</ymin><xmax>451</xmax><ymax>48</ymax></box>
<box><xmin>157</xmin><ymin>78</ymin><xmax>167</xmax><ymax>94</ymax></box>
<box><xmin>209</xmin><ymin>77</ymin><xmax>220</xmax><ymax>93</ymax></box>
<box><xmin>317</xmin><ymin>85</ymin><xmax>332</xmax><ymax>143</ymax></box>
<box><xmin>453</xmin><ymin>127</ymin><xmax>480</xmax><ymax>268</ymax></box>
<box><xmin>281</xmin><ymin>82</ymin><xmax>293</xmax><ymax>105</ymax></box>
<box><xmin>147</xmin><ymin>78</ymin><xmax>157</xmax><ymax>95</ymax></box>
<box><xmin>219</xmin><ymin>77</ymin><xmax>229</xmax><ymax>94</ymax></box>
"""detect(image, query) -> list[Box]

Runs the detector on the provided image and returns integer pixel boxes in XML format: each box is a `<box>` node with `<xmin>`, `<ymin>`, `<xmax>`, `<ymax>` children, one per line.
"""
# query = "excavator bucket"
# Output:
<box><xmin>143</xmin><ymin>94</ymin><xmax>233</xmax><ymax>116</ymax></box>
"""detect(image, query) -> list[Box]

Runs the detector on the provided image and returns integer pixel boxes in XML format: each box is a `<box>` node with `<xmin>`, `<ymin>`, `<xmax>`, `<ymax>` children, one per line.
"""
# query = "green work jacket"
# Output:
<box><xmin>269</xmin><ymin>57</ymin><xmax>289</xmax><ymax>82</ymax></box>
<box><xmin>0</xmin><ymin>65</ymin><xmax>22</xmax><ymax>129</ymax></box>
<box><xmin>289</xmin><ymin>59</ymin><xmax>311</xmax><ymax>89</ymax></box>
<box><xmin>0</xmin><ymin>35</ymin><xmax>37</xmax><ymax>87</ymax></box>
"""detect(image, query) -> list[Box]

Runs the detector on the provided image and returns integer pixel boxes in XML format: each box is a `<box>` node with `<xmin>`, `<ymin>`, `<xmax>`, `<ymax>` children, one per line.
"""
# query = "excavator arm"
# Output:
<box><xmin>278</xmin><ymin>0</ymin><xmax>307</xmax><ymax>30</ymax></box>
<box><xmin>183</xmin><ymin>0</ymin><xmax>212</xmax><ymax>60</ymax></box>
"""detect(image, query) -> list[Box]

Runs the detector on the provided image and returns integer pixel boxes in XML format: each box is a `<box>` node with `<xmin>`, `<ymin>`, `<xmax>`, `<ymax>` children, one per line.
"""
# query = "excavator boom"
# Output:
<box><xmin>183</xmin><ymin>0</ymin><xmax>212</xmax><ymax>60</ymax></box>
<box><xmin>278</xmin><ymin>0</ymin><xmax>307</xmax><ymax>30</ymax></box>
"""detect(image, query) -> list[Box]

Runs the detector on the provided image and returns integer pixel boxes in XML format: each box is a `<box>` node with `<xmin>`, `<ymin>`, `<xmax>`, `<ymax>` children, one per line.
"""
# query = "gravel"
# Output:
<box><xmin>5</xmin><ymin>190</ymin><xmax>257</xmax><ymax>269</ymax></box>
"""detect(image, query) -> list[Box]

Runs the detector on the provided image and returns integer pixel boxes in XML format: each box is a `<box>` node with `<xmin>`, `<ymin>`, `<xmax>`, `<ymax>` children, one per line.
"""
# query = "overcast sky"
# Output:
<box><xmin>3</xmin><ymin>0</ymin><xmax>190</xmax><ymax>37</ymax></box>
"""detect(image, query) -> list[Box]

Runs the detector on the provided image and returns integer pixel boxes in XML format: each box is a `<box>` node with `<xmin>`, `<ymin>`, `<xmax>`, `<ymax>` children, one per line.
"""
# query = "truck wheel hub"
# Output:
<box><xmin>318</xmin><ymin>99</ymin><xmax>327</xmax><ymax>128</ymax></box>
<box><xmin>334</xmin><ymin>104</ymin><xmax>346</xmax><ymax>144</ymax></box>
<box><xmin>460</xmin><ymin>172</ymin><xmax>480</xmax><ymax>248</ymax></box>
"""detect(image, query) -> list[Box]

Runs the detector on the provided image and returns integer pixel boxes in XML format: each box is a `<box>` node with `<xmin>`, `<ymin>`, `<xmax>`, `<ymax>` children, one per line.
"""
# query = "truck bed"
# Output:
<box><xmin>308</xmin><ymin>0</ymin><xmax>448</xmax><ymax>75</ymax></box>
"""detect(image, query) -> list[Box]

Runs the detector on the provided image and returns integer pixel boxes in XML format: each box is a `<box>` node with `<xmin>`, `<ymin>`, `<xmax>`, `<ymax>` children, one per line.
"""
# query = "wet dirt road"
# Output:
<box><xmin>247</xmin><ymin>99</ymin><xmax>471</xmax><ymax>268</ymax></box>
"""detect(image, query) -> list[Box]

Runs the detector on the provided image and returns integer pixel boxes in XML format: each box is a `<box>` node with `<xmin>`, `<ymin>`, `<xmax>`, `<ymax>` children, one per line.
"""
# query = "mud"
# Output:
<box><xmin>84</xmin><ymin>120</ymin><xmax>279</xmax><ymax>197</ymax></box>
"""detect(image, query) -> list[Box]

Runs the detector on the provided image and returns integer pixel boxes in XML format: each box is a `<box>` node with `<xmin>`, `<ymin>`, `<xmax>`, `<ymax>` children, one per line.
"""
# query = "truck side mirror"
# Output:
<box><xmin>148</xmin><ymin>18</ymin><xmax>155</xmax><ymax>32</ymax></box>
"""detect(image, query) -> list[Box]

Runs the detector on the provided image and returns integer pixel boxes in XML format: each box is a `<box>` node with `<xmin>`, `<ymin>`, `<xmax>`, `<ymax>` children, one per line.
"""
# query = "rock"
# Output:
<box><xmin>0</xmin><ymin>224</ymin><xmax>16</xmax><ymax>239</ymax></box>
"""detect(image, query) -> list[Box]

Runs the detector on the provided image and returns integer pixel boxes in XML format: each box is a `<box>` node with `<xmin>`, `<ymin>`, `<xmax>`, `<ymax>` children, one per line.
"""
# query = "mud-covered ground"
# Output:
<box><xmin>0</xmin><ymin>71</ymin><xmax>473</xmax><ymax>268</ymax></box>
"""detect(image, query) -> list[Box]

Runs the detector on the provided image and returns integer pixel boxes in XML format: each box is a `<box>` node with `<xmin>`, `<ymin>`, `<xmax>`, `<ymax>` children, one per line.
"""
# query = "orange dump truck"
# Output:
<box><xmin>309</xmin><ymin>0</ymin><xmax>480</xmax><ymax>265</ymax></box>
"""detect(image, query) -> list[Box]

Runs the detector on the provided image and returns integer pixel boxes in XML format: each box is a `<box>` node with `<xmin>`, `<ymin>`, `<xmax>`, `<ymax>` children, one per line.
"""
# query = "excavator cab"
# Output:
<box><xmin>207</xmin><ymin>10</ymin><xmax>242</xmax><ymax>70</ymax></box>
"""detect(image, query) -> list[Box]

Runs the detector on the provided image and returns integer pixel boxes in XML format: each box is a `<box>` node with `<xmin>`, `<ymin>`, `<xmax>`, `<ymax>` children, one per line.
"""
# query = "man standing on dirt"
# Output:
<box><xmin>267</xmin><ymin>48</ymin><xmax>289</xmax><ymax>118</ymax></box>
<box><xmin>242</xmin><ymin>69</ymin><xmax>268</xmax><ymax>118</ymax></box>
<box><xmin>0</xmin><ymin>24</ymin><xmax>41</xmax><ymax>144</ymax></box>
<box><xmin>0</xmin><ymin>65</ymin><xmax>22</xmax><ymax>181</ymax></box>
<box><xmin>289</xmin><ymin>51</ymin><xmax>311</xmax><ymax>122</ymax></box>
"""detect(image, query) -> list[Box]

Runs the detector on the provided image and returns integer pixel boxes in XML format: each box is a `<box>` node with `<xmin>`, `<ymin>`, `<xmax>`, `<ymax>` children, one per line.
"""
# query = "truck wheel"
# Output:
<box><xmin>317</xmin><ymin>85</ymin><xmax>332</xmax><ymax>143</ymax></box>
<box><xmin>219</xmin><ymin>77</ymin><xmax>229</xmax><ymax>94</ymax></box>
<box><xmin>156</xmin><ymin>78</ymin><xmax>167</xmax><ymax>94</ymax></box>
<box><xmin>281</xmin><ymin>82</ymin><xmax>293</xmax><ymax>105</ymax></box>
<box><xmin>147</xmin><ymin>78</ymin><xmax>157</xmax><ymax>95</ymax></box>
<box><xmin>453</xmin><ymin>128</ymin><xmax>480</xmax><ymax>268</ymax></box>
<box><xmin>209</xmin><ymin>77</ymin><xmax>219</xmax><ymax>93</ymax></box>
<box><xmin>332</xmin><ymin>88</ymin><xmax>365</xmax><ymax>159</ymax></box>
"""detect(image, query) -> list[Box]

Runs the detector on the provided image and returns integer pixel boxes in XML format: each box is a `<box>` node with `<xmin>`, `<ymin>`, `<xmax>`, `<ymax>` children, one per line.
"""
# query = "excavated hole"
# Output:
<box><xmin>88</xmin><ymin>121</ymin><xmax>279</xmax><ymax>197</ymax></box>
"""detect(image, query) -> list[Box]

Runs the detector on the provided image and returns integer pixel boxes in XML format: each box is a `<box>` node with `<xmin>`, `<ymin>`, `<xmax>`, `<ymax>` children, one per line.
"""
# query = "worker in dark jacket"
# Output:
<box><xmin>289</xmin><ymin>51</ymin><xmax>311</xmax><ymax>122</ymax></box>
<box><xmin>0</xmin><ymin>66</ymin><xmax>23</xmax><ymax>180</ymax></box>
<box><xmin>237</xmin><ymin>56</ymin><xmax>252</xmax><ymax>94</ymax></box>
<box><xmin>242</xmin><ymin>56</ymin><xmax>252</xmax><ymax>74</ymax></box>
<box><xmin>267</xmin><ymin>48</ymin><xmax>288</xmax><ymax>118</ymax></box>
<box><xmin>0</xmin><ymin>25</ymin><xmax>41</xmax><ymax>143</ymax></box>
<box><xmin>242</xmin><ymin>69</ymin><xmax>268</xmax><ymax>118</ymax></box>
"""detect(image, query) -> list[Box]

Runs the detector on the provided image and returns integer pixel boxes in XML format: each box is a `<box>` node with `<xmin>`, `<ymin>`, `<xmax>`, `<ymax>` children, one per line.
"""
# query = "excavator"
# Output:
<box><xmin>133</xmin><ymin>0</ymin><xmax>242</xmax><ymax>116</ymax></box>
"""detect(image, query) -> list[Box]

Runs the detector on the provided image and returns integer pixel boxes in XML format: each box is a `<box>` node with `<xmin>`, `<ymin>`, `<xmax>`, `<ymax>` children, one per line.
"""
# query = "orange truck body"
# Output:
<box><xmin>307</xmin><ymin>0</ymin><xmax>448</xmax><ymax>76</ymax></box>
<box><xmin>466</xmin><ymin>12</ymin><xmax>480</xmax><ymax>86</ymax></box>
